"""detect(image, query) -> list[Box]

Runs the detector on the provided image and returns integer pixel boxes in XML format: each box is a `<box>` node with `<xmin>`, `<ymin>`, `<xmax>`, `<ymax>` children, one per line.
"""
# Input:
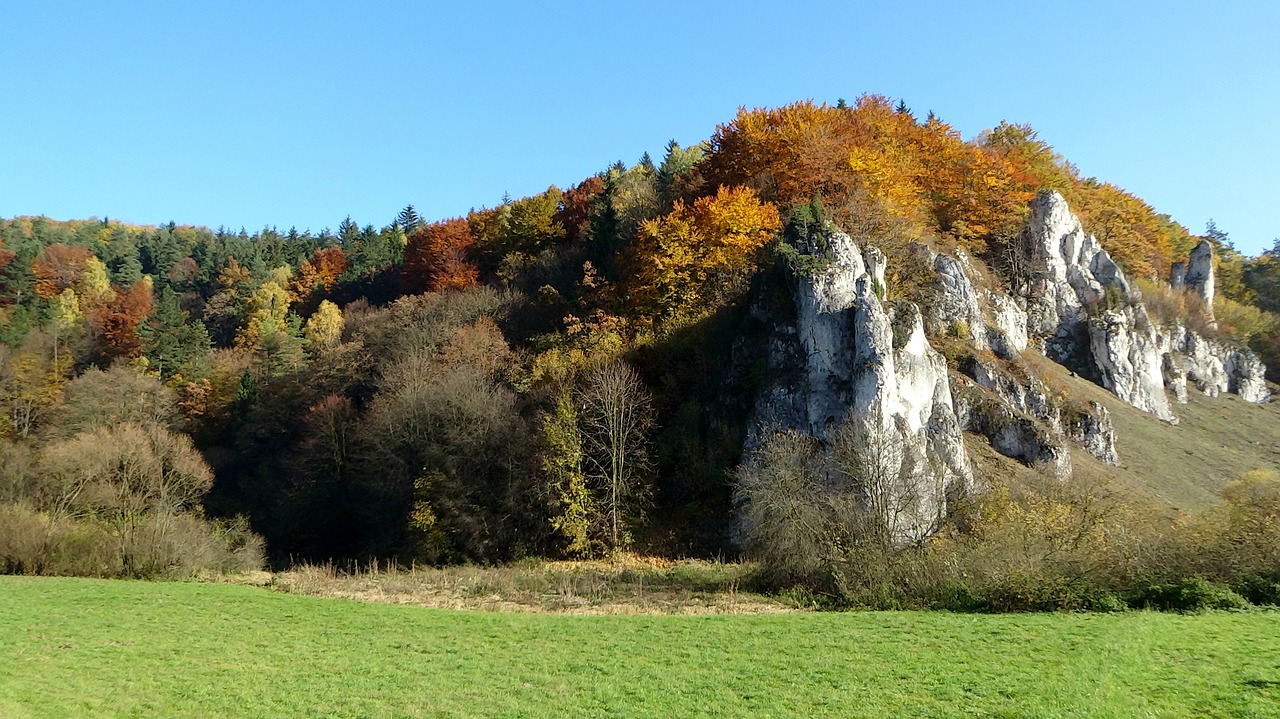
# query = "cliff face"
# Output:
<box><xmin>741</xmin><ymin>192</ymin><xmax>1268</xmax><ymax>543</ymax></box>
<box><xmin>747</xmin><ymin>231</ymin><xmax>971</xmax><ymax>543</ymax></box>
<box><xmin>1019</xmin><ymin>191</ymin><xmax>1268</xmax><ymax>417</ymax></box>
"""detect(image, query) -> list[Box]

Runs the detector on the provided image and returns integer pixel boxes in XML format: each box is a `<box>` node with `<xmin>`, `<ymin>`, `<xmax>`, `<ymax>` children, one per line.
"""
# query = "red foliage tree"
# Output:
<box><xmin>556</xmin><ymin>176</ymin><xmax>606</xmax><ymax>244</ymax></box>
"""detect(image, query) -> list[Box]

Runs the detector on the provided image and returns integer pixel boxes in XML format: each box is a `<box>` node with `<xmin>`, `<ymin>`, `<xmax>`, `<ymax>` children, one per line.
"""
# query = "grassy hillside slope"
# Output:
<box><xmin>3</xmin><ymin>577</ymin><xmax>1280</xmax><ymax>718</ymax></box>
<box><xmin>985</xmin><ymin>354</ymin><xmax>1280</xmax><ymax>512</ymax></box>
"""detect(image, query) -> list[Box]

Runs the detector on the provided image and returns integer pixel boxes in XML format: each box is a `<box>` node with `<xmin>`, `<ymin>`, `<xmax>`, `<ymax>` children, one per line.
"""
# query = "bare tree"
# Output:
<box><xmin>830</xmin><ymin>407</ymin><xmax>943</xmax><ymax>550</ymax></box>
<box><xmin>994</xmin><ymin>230</ymin><xmax>1034</xmax><ymax>296</ymax></box>
<box><xmin>576</xmin><ymin>361</ymin><xmax>654</xmax><ymax>550</ymax></box>
<box><xmin>736</xmin><ymin>429</ymin><xmax>839</xmax><ymax>580</ymax></box>
<box><xmin>37</xmin><ymin>422</ymin><xmax>213</xmax><ymax>572</ymax></box>
<box><xmin>737</xmin><ymin>404</ymin><xmax>950</xmax><ymax>586</ymax></box>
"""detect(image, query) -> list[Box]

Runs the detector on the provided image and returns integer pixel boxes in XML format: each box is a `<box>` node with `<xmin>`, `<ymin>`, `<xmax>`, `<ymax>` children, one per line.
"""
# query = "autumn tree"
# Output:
<box><xmin>403</xmin><ymin>219</ymin><xmax>479</xmax><ymax>294</ymax></box>
<box><xmin>626</xmin><ymin>184</ymin><xmax>781</xmax><ymax>323</ymax></box>
<box><xmin>46</xmin><ymin>366</ymin><xmax>179</xmax><ymax>439</ymax></box>
<box><xmin>94</xmin><ymin>276</ymin><xmax>156</xmax><ymax>362</ymax></box>
<box><xmin>296</xmin><ymin>246</ymin><xmax>350</xmax><ymax>296</ymax></box>
<box><xmin>32</xmin><ymin>244</ymin><xmax>92</xmax><ymax>299</ymax></box>
<box><xmin>705</xmin><ymin>100</ymin><xmax>861</xmax><ymax>206</ymax></box>
<box><xmin>303</xmin><ymin>300</ymin><xmax>344</xmax><ymax>349</ymax></box>
<box><xmin>555</xmin><ymin>176</ymin><xmax>606</xmax><ymax>245</ymax></box>
<box><xmin>37</xmin><ymin>422</ymin><xmax>214</xmax><ymax>575</ymax></box>
<box><xmin>538</xmin><ymin>390</ymin><xmax>594</xmax><ymax>556</ymax></box>
<box><xmin>1</xmin><ymin>335</ymin><xmax>70</xmax><ymax>439</ymax></box>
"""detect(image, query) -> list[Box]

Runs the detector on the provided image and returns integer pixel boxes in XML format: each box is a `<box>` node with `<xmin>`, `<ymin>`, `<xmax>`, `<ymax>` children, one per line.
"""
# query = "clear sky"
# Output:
<box><xmin>2</xmin><ymin>1</ymin><xmax>1277</xmax><ymax>254</ymax></box>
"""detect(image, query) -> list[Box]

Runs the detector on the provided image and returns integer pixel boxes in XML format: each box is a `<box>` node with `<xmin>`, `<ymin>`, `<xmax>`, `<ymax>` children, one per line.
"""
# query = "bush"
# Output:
<box><xmin>0</xmin><ymin>501</ymin><xmax>262</xmax><ymax>579</ymax></box>
<box><xmin>1231</xmin><ymin>574</ymin><xmax>1280</xmax><ymax>606</ymax></box>
<box><xmin>1128</xmin><ymin>577</ymin><xmax>1250</xmax><ymax>613</ymax></box>
<box><xmin>982</xmin><ymin>574</ymin><xmax>1126</xmax><ymax>613</ymax></box>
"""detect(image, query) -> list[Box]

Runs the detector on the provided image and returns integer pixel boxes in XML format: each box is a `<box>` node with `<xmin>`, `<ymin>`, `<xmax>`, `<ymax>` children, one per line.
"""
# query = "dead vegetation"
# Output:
<box><xmin>221</xmin><ymin>555</ymin><xmax>797</xmax><ymax>615</ymax></box>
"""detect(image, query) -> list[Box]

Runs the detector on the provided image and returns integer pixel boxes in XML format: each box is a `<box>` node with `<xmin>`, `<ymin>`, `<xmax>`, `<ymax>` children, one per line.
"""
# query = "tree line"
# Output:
<box><xmin>2</xmin><ymin>94</ymin><xmax>1279</xmax><ymax>576</ymax></box>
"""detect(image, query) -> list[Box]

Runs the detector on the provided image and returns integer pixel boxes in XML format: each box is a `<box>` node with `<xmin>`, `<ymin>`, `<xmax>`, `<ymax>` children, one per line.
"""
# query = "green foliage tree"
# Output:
<box><xmin>539</xmin><ymin>391</ymin><xmax>594</xmax><ymax>556</ymax></box>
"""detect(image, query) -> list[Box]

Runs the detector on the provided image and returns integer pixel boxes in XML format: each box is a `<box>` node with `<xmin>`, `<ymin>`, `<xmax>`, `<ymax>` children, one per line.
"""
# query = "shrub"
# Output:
<box><xmin>984</xmin><ymin>574</ymin><xmax>1127</xmax><ymax>613</ymax></box>
<box><xmin>1232</xmin><ymin>574</ymin><xmax>1280</xmax><ymax>606</ymax></box>
<box><xmin>1128</xmin><ymin>577</ymin><xmax>1249</xmax><ymax>613</ymax></box>
<box><xmin>0</xmin><ymin>502</ymin><xmax>262</xmax><ymax>578</ymax></box>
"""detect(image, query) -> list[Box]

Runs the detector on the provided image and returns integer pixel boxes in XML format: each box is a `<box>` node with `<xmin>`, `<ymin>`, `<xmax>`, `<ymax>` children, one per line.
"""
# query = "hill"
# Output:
<box><xmin>1</xmin><ymin>97</ymin><xmax>1279</xmax><ymax>606</ymax></box>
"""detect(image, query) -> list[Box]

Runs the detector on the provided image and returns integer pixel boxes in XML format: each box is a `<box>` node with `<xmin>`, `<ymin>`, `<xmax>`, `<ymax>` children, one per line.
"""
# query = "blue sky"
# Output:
<box><xmin>2</xmin><ymin>1</ymin><xmax>1277</xmax><ymax>254</ymax></box>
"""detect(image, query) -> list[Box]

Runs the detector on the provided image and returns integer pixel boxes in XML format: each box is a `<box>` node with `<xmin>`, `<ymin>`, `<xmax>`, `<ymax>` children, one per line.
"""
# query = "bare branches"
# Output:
<box><xmin>576</xmin><ymin>361</ymin><xmax>654</xmax><ymax>550</ymax></box>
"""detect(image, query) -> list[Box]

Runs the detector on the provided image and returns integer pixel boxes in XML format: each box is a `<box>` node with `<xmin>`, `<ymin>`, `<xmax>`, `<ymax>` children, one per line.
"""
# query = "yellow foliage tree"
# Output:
<box><xmin>303</xmin><ymin>299</ymin><xmax>344</xmax><ymax>349</ymax></box>
<box><xmin>78</xmin><ymin>256</ymin><xmax>113</xmax><ymax>299</ymax></box>
<box><xmin>236</xmin><ymin>280</ymin><xmax>292</xmax><ymax>350</ymax></box>
<box><xmin>627</xmin><ymin>185</ymin><xmax>780</xmax><ymax>324</ymax></box>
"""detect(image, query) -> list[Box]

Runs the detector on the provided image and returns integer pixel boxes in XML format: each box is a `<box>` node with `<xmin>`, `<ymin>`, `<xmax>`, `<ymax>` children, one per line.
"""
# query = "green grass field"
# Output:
<box><xmin>3</xmin><ymin>578</ymin><xmax>1280</xmax><ymax>718</ymax></box>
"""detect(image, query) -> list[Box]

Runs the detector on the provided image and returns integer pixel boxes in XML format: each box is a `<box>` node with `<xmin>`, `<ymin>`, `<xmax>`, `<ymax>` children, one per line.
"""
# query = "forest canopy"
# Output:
<box><xmin>2</xmin><ymin>95</ymin><xmax>1279</xmax><ymax>575</ymax></box>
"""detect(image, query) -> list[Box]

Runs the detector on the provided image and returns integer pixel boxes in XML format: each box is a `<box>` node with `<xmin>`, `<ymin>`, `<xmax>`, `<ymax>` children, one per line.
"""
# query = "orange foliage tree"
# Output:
<box><xmin>705</xmin><ymin>97</ymin><xmax>1039</xmax><ymax>257</ymax></box>
<box><xmin>95</xmin><ymin>277</ymin><xmax>156</xmax><ymax>360</ymax></box>
<box><xmin>32</xmin><ymin>244</ymin><xmax>93</xmax><ymax>299</ymax></box>
<box><xmin>296</xmin><ymin>246</ymin><xmax>350</xmax><ymax>295</ymax></box>
<box><xmin>1074</xmin><ymin>182</ymin><xmax>1188</xmax><ymax>279</ymax></box>
<box><xmin>403</xmin><ymin>219</ymin><xmax>479</xmax><ymax>294</ymax></box>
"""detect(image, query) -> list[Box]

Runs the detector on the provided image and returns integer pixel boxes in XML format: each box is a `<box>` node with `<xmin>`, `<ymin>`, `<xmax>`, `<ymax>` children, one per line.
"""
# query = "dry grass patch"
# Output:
<box><xmin>226</xmin><ymin>556</ymin><xmax>796</xmax><ymax>614</ymax></box>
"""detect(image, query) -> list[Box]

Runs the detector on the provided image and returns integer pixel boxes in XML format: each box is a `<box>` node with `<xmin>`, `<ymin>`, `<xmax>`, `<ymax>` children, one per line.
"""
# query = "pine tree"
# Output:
<box><xmin>396</xmin><ymin>205</ymin><xmax>422</xmax><ymax>235</ymax></box>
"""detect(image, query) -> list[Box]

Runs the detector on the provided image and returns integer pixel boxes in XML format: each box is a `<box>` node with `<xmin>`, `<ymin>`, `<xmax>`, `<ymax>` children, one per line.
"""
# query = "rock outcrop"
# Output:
<box><xmin>1183</xmin><ymin>239</ymin><xmax>1216</xmax><ymax>313</ymax></box>
<box><xmin>953</xmin><ymin>379</ymin><xmax>1072</xmax><ymax>479</ymax></box>
<box><xmin>929</xmin><ymin>251</ymin><xmax>1028</xmax><ymax>360</ymax></box>
<box><xmin>955</xmin><ymin>353</ymin><xmax>1119</xmax><ymax>471</ymax></box>
<box><xmin>1226</xmin><ymin>349</ymin><xmax>1270</xmax><ymax>403</ymax></box>
<box><xmin>1066</xmin><ymin>401</ymin><xmax>1119</xmax><ymax>466</ymax></box>
<box><xmin>748</xmin><ymin>231</ymin><xmax>972</xmax><ymax>543</ymax></box>
<box><xmin>1016</xmin><ymin>191</ymin><xmax>1269</xmax><ymax>417</ymax></box>
<box><xmin>1023</xmin><ymin>191</ymin><xmax>1133</xmax><ymax>365</ymax></box>
<box><xmin>1088</xmin><ymin>306</ymin><xmax>1176</xmax><ymax>421</ymax></box>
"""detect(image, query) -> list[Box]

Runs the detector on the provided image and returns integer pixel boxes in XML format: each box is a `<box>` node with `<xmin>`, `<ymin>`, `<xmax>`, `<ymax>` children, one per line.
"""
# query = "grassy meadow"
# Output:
<box><xmin>3</xmin><ymin>577</ymin><xmax>1280</xmax><ymax>718</ymax></box>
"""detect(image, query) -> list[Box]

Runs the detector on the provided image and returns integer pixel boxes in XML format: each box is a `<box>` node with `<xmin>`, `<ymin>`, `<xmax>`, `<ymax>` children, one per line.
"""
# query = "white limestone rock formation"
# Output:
<box><xmin>1227</xmin><ymin>349</ymin><xmax>1270</xmax><ymax>403</ymax></box>
<box><xmin>1023</xmin><ymin>191</ymin><xmax>1134</xmax><ymax>364</ymax></box>
<box><xmin>1160</xmin><ymin>242</ymin><xmax>1269</xmax><ymax>404</ymax></box>
<box><xmin>1021</xmin><ymin>191</ymin><xmax>1179</xmax><ymax>419</ymax></box>
<box><xmin>747</xmin><ymin>231</ymin><xmax>972</xmax><ymax>543</ymax></box>
<box><xmin>957</xmin><ymin>353</ymin><xmax>1119</xmax><ymax>470</ymax></box>
<box><xmin>1088</xmin><ymin>306</ymin><xmax>1177</xmax><ymax>421</ymax></box>
<box><xmin>1018</xmin><ymin>192</ymin><xmax>1270</xmax><ymax>411</ymax></box>
<box><xmin>988</xmin><ymin>291</ymin><xmax>1030</xmax><ymax>359</ymax></box>
<box><xmin>929</xmin><ymin>251</ymin><xmax>1028</xmax><ymax>360</ymax></box>
<box><xmin>1067</xmin><ymin>401</ymin><xmax>1119</xmax><ymax>466</ymax></box>
<box><xmin>1184</xmin><ymin>239</ymin><xmax>1216</xmax><ymax>315</ymax></box>
<box><xmin>966</xmin><ymin>355</ymin><xmax>1062</xmax><ymax>435</ymax></box>
<box><xmin>952</xmin><ymin>376</ymin><xmax>1072</xmax><ymax>479</ymax></box>
<box><xmin>1169</xmin><ymin>325</ymin><xmax>1229</xmax><ymax>398</ymax></box>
